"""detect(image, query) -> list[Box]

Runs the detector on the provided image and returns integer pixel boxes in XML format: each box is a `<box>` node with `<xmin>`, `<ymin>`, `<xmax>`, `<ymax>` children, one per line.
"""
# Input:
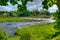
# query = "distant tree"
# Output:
<box><xmin>18</xmin><ymin>11</ymin><xmax>31</xmax><ymax>17</ymax></box>
<box><xmin>31</xmin><ymin>9</ymin><xmax>40</xmax><ymax>16</ymax></box>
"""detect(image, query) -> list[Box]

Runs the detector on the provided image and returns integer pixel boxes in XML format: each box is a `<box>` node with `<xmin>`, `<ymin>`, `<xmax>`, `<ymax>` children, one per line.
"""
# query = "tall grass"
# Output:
<box><xmin>15</xmin><ymin>23</ymin><xmax>58</xmax><ymax>40</ymax></box>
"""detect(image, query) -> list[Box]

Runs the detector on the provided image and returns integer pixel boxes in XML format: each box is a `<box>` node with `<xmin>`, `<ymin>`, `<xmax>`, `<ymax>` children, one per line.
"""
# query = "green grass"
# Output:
<box><xmin>52</xmin><ymin>35</ymin><xmax>60</xmax><ymax>40</ymax></box>
<box><xmin>0</xmin><ymin>17</ymin><xmax>28</xmax><ymax>22</ymax></box>
<box><xmin>15</xmin><ymin>23</ymin><xmax>58</xmax><ymax>40</ymax></box>
<box><xmin>0</xmin><ymin>23</ymin><xmax>59</xmax><ymax>40</ymax></box>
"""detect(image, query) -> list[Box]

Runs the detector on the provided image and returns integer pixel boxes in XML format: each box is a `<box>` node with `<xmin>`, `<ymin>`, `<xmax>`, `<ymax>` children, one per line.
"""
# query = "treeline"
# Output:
<box><xmin>0</xmin><ymin>10</ymin><xmax>51</xmax><ymax>18</ymax></box>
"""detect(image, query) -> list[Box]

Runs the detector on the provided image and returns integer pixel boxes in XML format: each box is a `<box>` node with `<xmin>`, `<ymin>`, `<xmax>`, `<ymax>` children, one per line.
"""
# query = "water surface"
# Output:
<box><xmin>0</xmin><ymin>20</ymin><xmax>55</xmax><ymax>36</ymax></box>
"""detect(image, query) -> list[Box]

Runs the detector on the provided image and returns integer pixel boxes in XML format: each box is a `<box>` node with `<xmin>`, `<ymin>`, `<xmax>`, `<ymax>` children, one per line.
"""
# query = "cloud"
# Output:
<box><xmin>48</xmin><ymin>4</ymin><xmax>58</xmax><ymax>13</ymax></box>
<box><xmin>26</xmin><ymin>0</ymin><xmax>43</xmax><ymax>11</ymax></box>
<box><xmin>0</xmin><ymin>0</ymin><xmax>58</xmax><ymax>13</ymax></box>
<box><xmin>0</xmin><ymin>2</ymin><xmax>18</xmax><ymax>12</ymax></box>
<box><xmin>27</xmin><ymin>0</ymin><xmax>58</xmax><ymax>13</ymax></box>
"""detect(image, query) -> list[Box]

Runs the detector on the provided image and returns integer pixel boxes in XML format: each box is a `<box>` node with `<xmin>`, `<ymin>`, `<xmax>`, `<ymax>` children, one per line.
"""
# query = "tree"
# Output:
<box><xmin>10</xmin><ymin>0</ymin><xmax>29</xmax><ymax>13</ymax></box>
<box><xmin>0</xmin><ymin>0</ymin><xmax>8</xmax><ymax>5</ymax></box>
<box><xmin>55</xmin><ymin>0</ymin><xmax>60</xmax><ymax>30</ymax></box>
<box><xmin>42</xmin><ymin>0</ymin><xmax>57</xmax><ymax>9</ymax></box>
<box><xmin>42</xmin><ymin>0</ymin><xmax>60</xmax><ymax>39</ymax></box>
<box><xmin>42</xmin><ymin>0</ymin><xmax>60</xmax><ymax>30</ymax></box>
<box><xmin>0</xmin><ymin>0</ymin><xmax>33</xmax><ymax>16</ymax></box>
<box><xmin>17</xmin><ymin>0</ymin><xmax>33</xmax><ymax>15</ymax></box>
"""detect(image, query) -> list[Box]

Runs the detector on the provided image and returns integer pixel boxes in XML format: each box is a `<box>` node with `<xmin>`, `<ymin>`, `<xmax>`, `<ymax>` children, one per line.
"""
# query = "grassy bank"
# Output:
<box><xmin>0</xmin><ymin>23</ymin><xmax>59</xmax><ymax>40</ymax></box>
<box><xmin>0</xmin><ymin>17</ymin><xmax>28</xmax><ymax>22</ymax></box>
<box><xmin>15</xmin><ymin>23</ymin><xmax>58</xmax><ymax>40</ymax></box>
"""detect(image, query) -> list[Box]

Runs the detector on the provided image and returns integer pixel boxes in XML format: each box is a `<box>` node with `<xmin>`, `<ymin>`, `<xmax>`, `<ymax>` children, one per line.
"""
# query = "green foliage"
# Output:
<box><xmin>29</xmin><ymin>10</ymin><xmax>51</xmax><ymax>18</ymax></box>
<box><xmin>43</xmin><ymin>0</ymin><xmax>60</xmax><ymax>39</ymax></box>
<box><xmin>0</xmin><ymin>0</ymin><xmax>8</xmax><ymax>5</ymax></box>
<box><xmin>17</xmin><ymin>0</ymin><xmax>33</xmax><ymax>14</ymax></box>
<box><xmin>20</xmin><ymin>32</ymin><xmax>30</xmax><ymax>40</ymax></box>
<box><xmin>55</xmin><ymin>8</ymin><xmax>60</xmax><ymax>31</ymax></box>
<box><xmin>52</xmin><ymin>35</ymin><xmax>60</xmax><ymax>40</ymax></box>
<box><xmin>0</xmin><ymin>23</ymin><xmax>59</xmax><ymax>40</ymax></box>
<box><xmin>42</xmin><ymin>0</ymin><xmax>56</xmax><ymax>9</ymax></box>
<box><xmin>0</xmin><ymin>28</ymin><xmax>8</xmax><ymax>40</ymax></box>
<box><xmin>0</xmin><ymin>0</ymin><xmax>33</xmax><ymax>16</ymax></box>
<box><xmin>19</xmin><ymin>11</ymin><xmax>31</xmax><ymax>17</ymax></box>
<box><xmin>10</xmin><ymin>0</ymin><xmax>19</xmax><ymax>5</ymax></box>
<box><xmin>0</xmin><ymin>28</ymin><xmax>20</xmax><ymax>40</ymax></box>
<box><xmin>15</xmin><ymin>23</ymin><xmax>57</xmax><ymax>40</ymax></box>
<box><xmin>0</xmin><ymin>17</ymin><xmax>28</xmax><ymax>22</ymax></box>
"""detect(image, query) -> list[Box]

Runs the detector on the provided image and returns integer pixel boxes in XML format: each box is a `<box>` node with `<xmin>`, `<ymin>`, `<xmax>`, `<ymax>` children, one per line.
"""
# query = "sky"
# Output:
<box><xmin>27</xmin><ymin>0</ymin><xmax>58</xmax><ymax>13</ymax></box>
<box><xmin>0</xmin><ymin>2</ymin><xmax>18</xmax><ymax>12</ymax></box>
<box><xmin>48</xmin><ymin>4</ymin><xmax>58</xmax><ymax>13</ymax></box>
<box><xmin>26</xmin><ymin>0</ymin><xmax>44</xmax><ymax>11</ymax></box>
<box><xmin>0</xmin><ymin>0</ymin><xmax>58</xmax><ymax>13</ymax></box>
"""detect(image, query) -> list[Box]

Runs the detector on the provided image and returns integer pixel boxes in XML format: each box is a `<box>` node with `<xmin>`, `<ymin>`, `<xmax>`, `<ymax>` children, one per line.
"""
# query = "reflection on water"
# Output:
<box><xmin>0</xmin><ymin>20</ymin><xmax>55</xmax><ymax>36</ymax></box>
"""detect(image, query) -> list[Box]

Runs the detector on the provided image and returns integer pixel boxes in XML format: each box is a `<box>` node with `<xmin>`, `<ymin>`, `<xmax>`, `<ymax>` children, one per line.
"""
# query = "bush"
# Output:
<box><xmin>19</xmin><ymin>11</ymin><xmax>30</xmax><ymax>17</ymax></box>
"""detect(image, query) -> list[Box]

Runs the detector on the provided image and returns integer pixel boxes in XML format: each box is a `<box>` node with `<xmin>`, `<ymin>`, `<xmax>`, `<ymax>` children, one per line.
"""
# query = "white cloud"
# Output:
<box><xmin>27</xmin><ymin>0</ymin><xmax>58</xmax><ymax>13</ymax></box>
<box><xmin>0</xmin><ymin>2</ymin><xmax>18</xmax><ymax>12</ymax></box>
<box><xmin>26</xmin><ymin>0</ymin><xmax>43</xmax><ymax>11</ymax></box>
<box><xmin>0</xmin><ymin>0</ymin><xmax>58</xmax><ymax>13</ymax></box>
<box><xmin>48</xmin><ymin>4</ymin><xmax>58</xmax><ymax>13</ymax></box>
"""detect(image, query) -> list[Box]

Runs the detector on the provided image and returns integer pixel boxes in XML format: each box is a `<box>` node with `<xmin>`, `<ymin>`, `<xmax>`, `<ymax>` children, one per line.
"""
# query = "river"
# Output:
<box><xmin>0</xmin><ymin>19</ymin><xmax>55</xmax><ymax>36</ymax></box>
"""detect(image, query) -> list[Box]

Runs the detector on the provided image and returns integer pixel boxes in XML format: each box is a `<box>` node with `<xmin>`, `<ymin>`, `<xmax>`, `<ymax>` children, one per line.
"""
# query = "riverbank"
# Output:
<box><xmin>0</xmin><ymin>17</ymin><xmax>56</xmax><ymax>22</ymax></box>
<box><xmin>0</xmin><ymin>17</ymin><xmax>28</xmax><ymax>22</ymax></box>
<box><xmin>0</xmin><ymin>20</ymin><xmax>55</xmax><ymax>36</ymax></box>
<box><xmin>14</xmin><ymin>23</ymin><xmax>58</xmax><ymax>40</ymax></box>
<box><xmin>0</xmin><ymin>23</ymin><xmax>58</xmax><ymax>40</ymax></box>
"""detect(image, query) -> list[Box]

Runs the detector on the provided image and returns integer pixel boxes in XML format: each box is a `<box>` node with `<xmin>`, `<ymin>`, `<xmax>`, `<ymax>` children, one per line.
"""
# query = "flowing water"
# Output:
<box><xmin>0</xmin><ymin>20</ymin><xmax>55</xmax><ymax>36</ymax></box>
